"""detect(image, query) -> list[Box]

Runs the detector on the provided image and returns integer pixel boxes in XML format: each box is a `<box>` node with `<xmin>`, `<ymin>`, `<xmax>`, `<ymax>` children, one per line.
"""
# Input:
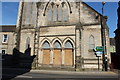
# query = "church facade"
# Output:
<box><xmin>16</xmin><ymin>1</ymin><xmax>110</xmax><ymax>70</ymax></box>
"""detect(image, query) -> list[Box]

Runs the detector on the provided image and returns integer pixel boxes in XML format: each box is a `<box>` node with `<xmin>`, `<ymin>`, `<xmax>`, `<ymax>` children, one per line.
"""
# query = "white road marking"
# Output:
<box><xmin>16</xmin><ymin>75</ymin><xmax>32</xmax><ymax>78</ymax></box>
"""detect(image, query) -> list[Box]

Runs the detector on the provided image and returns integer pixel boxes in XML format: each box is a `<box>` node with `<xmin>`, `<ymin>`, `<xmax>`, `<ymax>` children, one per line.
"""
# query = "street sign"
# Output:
<box><xmin>96</xmin><ymin>51</ymin><xmax>103</xmax><ymax>57</ymax></box>
<box><xmin>95</xmin><ymin>46</ymin><xmax>104</xmax><ymax>52</ymax></box>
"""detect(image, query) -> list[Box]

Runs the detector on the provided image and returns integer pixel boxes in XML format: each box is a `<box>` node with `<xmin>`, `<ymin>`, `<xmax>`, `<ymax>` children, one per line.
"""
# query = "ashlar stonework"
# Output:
<box><xmin>16</xmin><ymin>1</ymin><xmax>110</xmax><ymax>70</ymax></box>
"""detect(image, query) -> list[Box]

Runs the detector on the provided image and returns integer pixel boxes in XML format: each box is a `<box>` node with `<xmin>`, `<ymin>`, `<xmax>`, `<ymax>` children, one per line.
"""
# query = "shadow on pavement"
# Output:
<box><xmin>2</xmin><ymin>48</ymin><xmax>36</xmax><ymax>80</ymax></box>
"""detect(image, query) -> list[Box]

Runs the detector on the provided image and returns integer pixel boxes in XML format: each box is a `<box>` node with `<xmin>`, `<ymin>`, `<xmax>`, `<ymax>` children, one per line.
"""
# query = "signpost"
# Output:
<box><xmin>94</xmin><ymin>46</ymin><xmax>104</xmax><ymax>71</ymax></box>
<box><xmin>95</xmin><ymin>46</ymin><xmax>104</xmax><ymax>52</ymax></box>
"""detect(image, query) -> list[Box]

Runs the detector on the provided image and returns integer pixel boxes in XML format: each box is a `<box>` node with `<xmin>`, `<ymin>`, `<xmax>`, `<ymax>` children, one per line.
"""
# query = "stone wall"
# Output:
<box><xmin>17</xmin><ymin>1</ymin><xmax>110</xmax><ymax>70</ymax></box>
<box><xmin>0</xmin><ymin>32</ymin><xmax>15</xmax><ymax>55</ymax></box>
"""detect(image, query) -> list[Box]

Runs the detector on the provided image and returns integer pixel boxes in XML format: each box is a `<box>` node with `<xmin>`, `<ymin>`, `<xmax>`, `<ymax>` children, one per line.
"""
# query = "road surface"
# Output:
<box><xmin>2</xmin><ymin>68</ymin><xmax>120</xmax><ymax>80</ymax></box>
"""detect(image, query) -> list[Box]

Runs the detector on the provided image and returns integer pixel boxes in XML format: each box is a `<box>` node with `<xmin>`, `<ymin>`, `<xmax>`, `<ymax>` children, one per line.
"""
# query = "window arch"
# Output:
<box><xmin>42</xmin><ymin>41</ymin><xmax>50</xmax><ymax>49</ymax></box>
<box><xmin>58</xmin><ymin>5</ymin><xmax>62</xmax><ymax>21</ymax></box>
<box><xmin>26</xmin><ymin>37</ymin><xmax>30</xmax><ymax>49</ymax></box>
<box><xmin>47</xmin><ymin>7</ymin><xmax>52</xmax><ymax>21</ymax></box>
<box><xmin>63</xmin><ymin>3</ymin><xmax>68</xmax><ymax>21</ymax></box>
<box><xmin>46</xmin><ymin>2</ymin><xmax>69</xmax><ymax>22</ymax></box>
<box><xmin>53</xmin><ymin>6</ymin><xmax>57</xmax><ymax>21</ymax></box>
<box><xmin>89</xmin><ymin>35</ymin><xmax>95</xmax><ymax>49</ymax></box>
<box><xmin>53</xmin><ymin>41</ymin><xmax>61</xmax><ymax>48</ymax></box>
<box><xmin>64</xmin><ymin>40</ymin><xmax>73</xmax><ymax>48</ymax></box>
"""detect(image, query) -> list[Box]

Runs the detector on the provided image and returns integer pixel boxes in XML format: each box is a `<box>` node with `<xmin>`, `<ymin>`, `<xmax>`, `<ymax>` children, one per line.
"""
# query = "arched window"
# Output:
<box><xmin>53</xmin><ymin>41</ymin><xmax>61</xmax><ymax>48</ymax></box>
<box><xmin>53</xmin><ymin>6</ymin><xmax>57</xmax><ymax>21</ymax></box>
<box><xmin>26</xmin><ymin>37</ymin><xmax>30</xmax><ymax>49</ymax></box>
<box><xmin>47</xmin><ymin>7</ymin><xmax>52</xmax><ymax>21</ymax></box>
<box><xmin>58</xmin><ymin>5</ymin><xmax>62</xmax><ymax>21</ymax></box>
<box><xmin>63</xmin><ymin>3</ymin><xmax>68</xmax><ymax>21</ymax></box>
<box><xmin>89</xmin><ymin>35</ymin><xmax>95</xmax><ymax>49</ymax></box>
<box><xmin>42</xmin><ymin>41</ymin><xmax>50</xmax><ymax>49</ymax></box>
<box><xmin>65</xmin><ymin>40</ymin><xmax>73</xmax><ymax>48</ymax></box>
<box><xmin>46</xmin><ymin>2</ymin><xmax>69</xmax><ymax>22</ymax></box>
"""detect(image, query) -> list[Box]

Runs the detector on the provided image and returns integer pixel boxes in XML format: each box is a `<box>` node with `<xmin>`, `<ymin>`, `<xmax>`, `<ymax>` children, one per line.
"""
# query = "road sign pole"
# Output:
<box><xmin>98</xmin><ymin>56</ymin><xmax>100</xmax><ymax>71</ymax></box>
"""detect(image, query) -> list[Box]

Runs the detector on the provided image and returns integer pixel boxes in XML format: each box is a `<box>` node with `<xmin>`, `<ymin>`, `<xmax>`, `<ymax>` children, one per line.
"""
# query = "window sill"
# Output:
<box><xmin>2</xmin><ymin>43</ymin><xmax>8</xmax><ymax>45</ymax></box>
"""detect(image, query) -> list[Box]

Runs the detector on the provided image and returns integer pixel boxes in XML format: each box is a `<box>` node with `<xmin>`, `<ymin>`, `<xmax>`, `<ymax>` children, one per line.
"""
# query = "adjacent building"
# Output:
<box><xmin>15</xmin><ymin>1</ymin><xmax>110</xmax><ymax>70</ymax></box>
<box><xmin>114</xmin><ymin>1</ymin><xmax>120</xmax><ymax>69</ymax></box>
<box><xmin>0</xmin><ymin>25</ymin><xmax>16</xmax><ymax>55</ymax></box>
<box><xmin>110</xmin><ymin>38</ymin><xmax>116</xmax><ymax>53</ymax></box>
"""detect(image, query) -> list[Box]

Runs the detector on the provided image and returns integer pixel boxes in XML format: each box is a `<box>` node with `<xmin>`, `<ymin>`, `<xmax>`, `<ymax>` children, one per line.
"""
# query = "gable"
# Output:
<box><xmin>20</xmin><ymin>2</ymin><xmax>104</xmax><ymax>27</ymax></box>
<box><xmin>80</xmin><ymin>2</ymin><xmax>101</xmax><ymax>25</ymax></box>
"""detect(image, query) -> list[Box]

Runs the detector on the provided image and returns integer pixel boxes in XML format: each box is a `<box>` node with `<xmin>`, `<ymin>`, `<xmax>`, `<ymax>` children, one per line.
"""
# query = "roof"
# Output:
<box><xmin>0</xmin><ymin>25</ymin><xmax>16</xmax><ymax>32</ymax></box>
<box><xmin>110</xmin><ymin>38</ymin><xmax>116</xmax><ymax>46</ymax></box>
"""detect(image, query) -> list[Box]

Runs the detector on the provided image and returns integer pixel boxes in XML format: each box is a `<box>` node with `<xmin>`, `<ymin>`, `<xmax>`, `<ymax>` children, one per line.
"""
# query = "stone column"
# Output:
<box><xmin>39</xmin><ymin>49</ymin><xmax>43</xmax><ymax>64</ymax></box>
<box><xmin>75</xmin><ymin>24</ymin><xmax>83</xmax><ymax>70</ymax></box>
<box><xmin>75</xmin><ymin>27</ymin><xmax>81</xmax><ymax>69</ymax></box>
<box><xmin>76</xmin><ymin>29</ymin><xmax>80</xmax><ymax>56</ymax></box>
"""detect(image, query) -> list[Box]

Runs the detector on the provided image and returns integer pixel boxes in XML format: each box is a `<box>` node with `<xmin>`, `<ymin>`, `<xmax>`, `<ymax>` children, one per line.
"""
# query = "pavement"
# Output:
<box><xmin>30</xmin><ymin>69</ymin><xmax>117</xmax><ymax>75</ymax></box>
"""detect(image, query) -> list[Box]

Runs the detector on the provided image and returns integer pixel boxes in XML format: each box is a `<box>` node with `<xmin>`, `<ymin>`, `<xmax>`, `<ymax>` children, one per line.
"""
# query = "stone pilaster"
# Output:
<box><xmin>76</xmin><ymin>29</ymin><xmax>80</xmax><ymax>56</ymax></box>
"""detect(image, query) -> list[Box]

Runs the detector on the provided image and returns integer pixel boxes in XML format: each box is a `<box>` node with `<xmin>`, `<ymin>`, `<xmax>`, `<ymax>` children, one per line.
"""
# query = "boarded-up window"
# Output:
<box><xmin>89</xmin><ymin>35</ymin><xmax>95</xmax><ymax>49</ymax></box>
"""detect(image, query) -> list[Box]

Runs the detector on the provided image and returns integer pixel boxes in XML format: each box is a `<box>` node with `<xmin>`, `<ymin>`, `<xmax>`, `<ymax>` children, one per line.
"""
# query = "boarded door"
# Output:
<box><xmin>53</xmin><ymin>49</ymin><xmax>62</xmax><ymax>65</ymax></box>
<box><xmin>64</xmin><ymin>40</ymin><xmax>73</xmax><ymax>66</ymax></box>
<box><xmin>64</xmin><ymin>49</ymin><xmax>73</xmax><ymax>66</ymax></box>
<box><xmin>43</xmin><ymin>49</ymin><xmax>50</xmax><ymax>65</ymax></box>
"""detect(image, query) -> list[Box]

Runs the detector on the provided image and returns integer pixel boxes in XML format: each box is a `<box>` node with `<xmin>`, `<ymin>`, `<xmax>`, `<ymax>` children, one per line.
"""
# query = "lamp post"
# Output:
<box><xmin>101</xmin><ymin>2</ymin><xmax>108</xmax><ymax>71</ymax></box>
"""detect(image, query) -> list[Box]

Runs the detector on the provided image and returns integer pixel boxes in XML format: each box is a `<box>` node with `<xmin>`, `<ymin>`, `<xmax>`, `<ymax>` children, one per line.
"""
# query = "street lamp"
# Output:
<box><xmin>101</xmin><ymin>2</ymin><xmax>108</xmax><ymax>71</ymax></box>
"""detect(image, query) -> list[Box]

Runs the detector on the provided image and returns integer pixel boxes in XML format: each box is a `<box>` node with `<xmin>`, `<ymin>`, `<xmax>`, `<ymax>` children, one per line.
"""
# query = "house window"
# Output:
<box><xmin>89</xmin><ymin>35</ymin><xmax>95</xmax><ymax>50</ymax></box>
<box><xmin>2</xmin><ymin>34</ymin><xmax>8</xmax><ymax>43</ymax></box>
<box><xmin>2</xmin><ymin>49</ymin><xmax>6</xmax><ymax>55</ymax></box>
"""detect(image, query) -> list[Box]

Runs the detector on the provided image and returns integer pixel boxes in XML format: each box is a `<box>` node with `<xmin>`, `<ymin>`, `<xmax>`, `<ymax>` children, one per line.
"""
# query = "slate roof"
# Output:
<box><xmin>0</xmin><ymin>25</ymin><xmax>16</xmax><ymax>32</ymax></box>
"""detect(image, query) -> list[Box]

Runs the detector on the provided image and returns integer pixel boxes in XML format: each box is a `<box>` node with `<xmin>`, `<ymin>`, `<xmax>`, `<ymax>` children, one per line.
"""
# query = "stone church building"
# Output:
<box><xmin>16</xmin><ymin>0</ymin><xmax>110</xmax><ymax>70</ymax></box>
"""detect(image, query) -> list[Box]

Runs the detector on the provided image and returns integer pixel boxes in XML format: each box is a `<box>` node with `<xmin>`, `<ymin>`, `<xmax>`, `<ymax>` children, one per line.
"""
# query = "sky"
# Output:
<box><xmin>1</xmin><ymin>1</ymin><xmax>119</xmax><ymax>37</ymax></box>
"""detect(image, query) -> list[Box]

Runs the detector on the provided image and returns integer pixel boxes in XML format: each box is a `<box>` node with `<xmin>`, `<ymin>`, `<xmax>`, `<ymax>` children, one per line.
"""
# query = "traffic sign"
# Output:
<box><xmin>95</xmin><ymin>46</ymin><xmax>104</xmax><ymax>52</ymax></box>
<box><xmin>95</xmin><ymin>51</ymin><xmax>103</xmax><ymax>57</ymax></box>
